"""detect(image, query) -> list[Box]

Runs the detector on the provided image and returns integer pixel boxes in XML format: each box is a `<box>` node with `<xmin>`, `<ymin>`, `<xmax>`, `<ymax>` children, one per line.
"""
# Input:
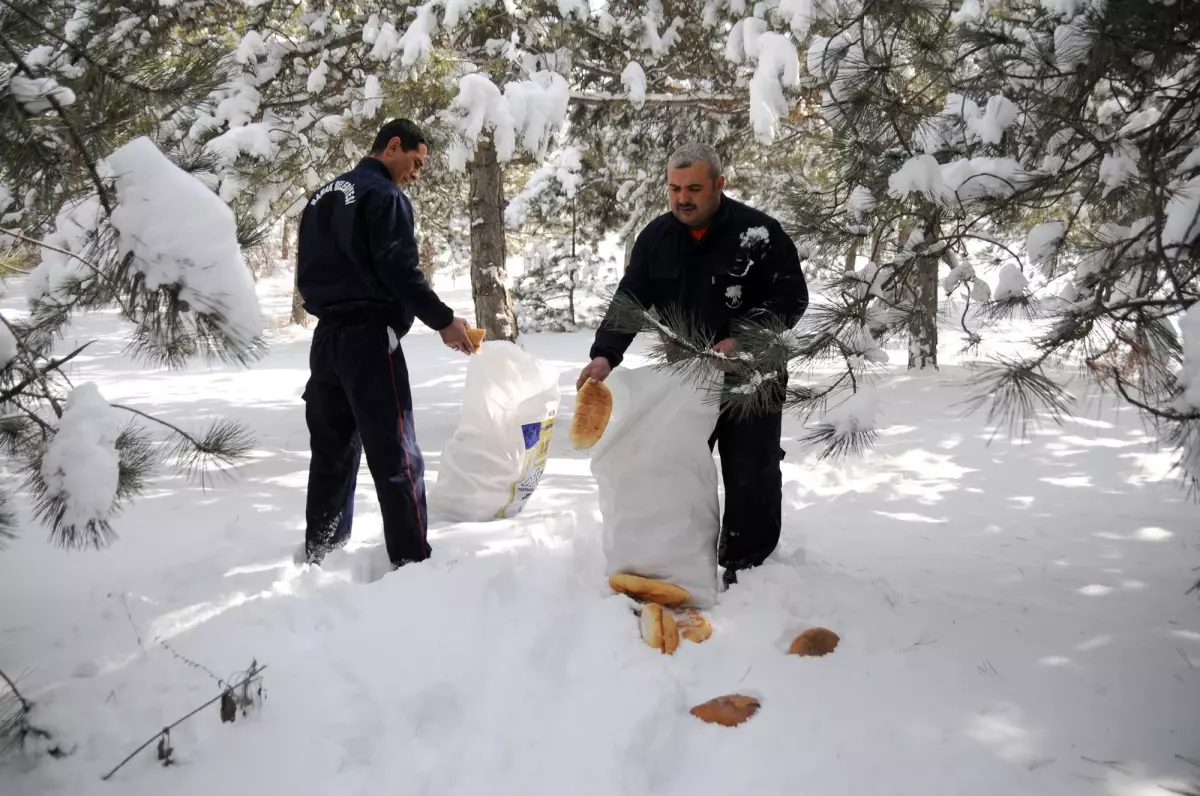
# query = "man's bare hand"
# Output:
<box><xmin>712</xmin><ymin>338</ymin><xmax>737</xmax><ymax>372</ymax></box>
<box><xmin>576</xmin><ymin>357</ymin><xmax>612</xmax><ymax>390</ymax></box>
<box><xmin>440</xmin><ymin>317</ymin><xmax>476</xmax><ymax>355</ymax></box>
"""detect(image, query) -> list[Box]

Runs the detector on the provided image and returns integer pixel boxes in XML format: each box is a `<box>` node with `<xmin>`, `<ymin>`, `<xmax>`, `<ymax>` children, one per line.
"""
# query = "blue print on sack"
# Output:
<box><xmin>496</xmin><ymin>417</ymin><xmax>556</xmax><ymax>519</ymax></box>
<box><xmin>522</xmin><ymin>421</ymin><xmax>542</xmax><ymax>449</ymax></box>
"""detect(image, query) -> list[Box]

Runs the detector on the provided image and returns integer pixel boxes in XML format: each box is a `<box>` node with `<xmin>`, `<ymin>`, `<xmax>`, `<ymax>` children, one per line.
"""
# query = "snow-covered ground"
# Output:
<box><xmin>1</xmin><ymin>270</ymin><xmax>1197</xmax><ymax>796</ymax></box>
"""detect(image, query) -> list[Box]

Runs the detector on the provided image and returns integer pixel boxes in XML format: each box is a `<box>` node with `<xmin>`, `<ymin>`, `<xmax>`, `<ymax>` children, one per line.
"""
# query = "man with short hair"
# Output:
<box><xmin>578</xmin><ymin>142</ymin><xmax>809</xmax><ymax>587</ymax></box>
<box><xmin>296</xmin><ymin>117</ymin><xmax>475</xmax><ymax>570</ymax></box>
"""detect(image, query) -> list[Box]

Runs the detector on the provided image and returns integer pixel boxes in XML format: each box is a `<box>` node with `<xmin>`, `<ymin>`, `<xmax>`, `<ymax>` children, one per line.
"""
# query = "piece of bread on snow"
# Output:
<box><xmin>467</xmin><ymin>327</ymin><xmax>486</xmax><ymax>349</ymax></box>
<box><xmin>638</xmin><ymin>603</ymin><xmax>680</xmax><ymax>655</ymax></box>
<box><xmin>609</xmin><ymin>573</ymin><xmax>691</xmax><ymax>607</ymax></box>
<box><xmin>674</xmin><ymin>609</ymin><xmax>712</xmax><ymax>643</ymax></box>
<box><xmin>787</xmin><ymin>627</ymin><xmax>840</xmax><ymax>657</ymax></box>
<box><xmin>690</xmin><ymin>694</ymin><xmax>761</xmax><ymax>727</ymax></box>
<box><xmin>571</xmin><ymin>378</ymin><xmax>612</xmax><ymax>449</ymax></box>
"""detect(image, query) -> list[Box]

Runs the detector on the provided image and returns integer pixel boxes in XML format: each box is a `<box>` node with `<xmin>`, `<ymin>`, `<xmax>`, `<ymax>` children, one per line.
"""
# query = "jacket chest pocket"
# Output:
<box><xmin>649</xmin><ymin>258</ymin><xmax>679</xmax><ymax>279</ymax></box>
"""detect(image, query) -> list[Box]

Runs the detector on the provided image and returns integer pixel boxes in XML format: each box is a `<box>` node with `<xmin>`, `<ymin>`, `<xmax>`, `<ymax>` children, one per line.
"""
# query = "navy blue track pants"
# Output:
<box><xmin>302</xmin><ymin>318</ymin><xmax>430</xmax><ymax>567</ymax></box>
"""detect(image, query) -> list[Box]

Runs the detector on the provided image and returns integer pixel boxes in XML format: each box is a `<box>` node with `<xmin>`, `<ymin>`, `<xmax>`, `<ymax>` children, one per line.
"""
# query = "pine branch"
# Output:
<box><xmin>111</xmin><ymin>405</ymin><xmax>255</xmax><ymax>486</ymax></box>
<box><xmin>800</xmin><ymin>419</ymin><xmax>881</xmax><ymax>461</ymax></box>
<box><xmin>0</xmin><ymin>666</ymin><xmax>64</xmax><ymax>758</ymax></box>
<box><xmin>0</xmin><ymin>34</ymin><xmax>113</xmax><ymax>214</ymax></box>
<box><xmin>980</xmin><ymin>293</ymin><xmax>1044</xmax><ymax>325</ymax></box>
<box><xmin>0</xmin><ymin>489</ymin><xmax>16</xmax><ymax>549</ymax></box>
<box><xmin>956</xmin><ymin>357</ymin><xmax>1075</xmax><ymax>442</ymax></box>
<box><xmin>1</xmin><ymin>227</ymin><xmax>138</xmax><ymax>320</ymax></box>
<box><xmin>22</xmin><ymin>420</ymin><xmax>161</xmax><ymax>550</ymax></box>
<box><xmin>0</xmin><ymin>340</ymin><xmax>95</xmax><ymax>405</ymax></box>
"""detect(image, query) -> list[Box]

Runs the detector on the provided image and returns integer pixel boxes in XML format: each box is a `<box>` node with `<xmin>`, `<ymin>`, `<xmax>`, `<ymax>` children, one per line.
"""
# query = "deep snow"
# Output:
<box><xmin>1</xmin><ymin>269</ymin><xmax>1197</xmax><ymax>796</ymax></box>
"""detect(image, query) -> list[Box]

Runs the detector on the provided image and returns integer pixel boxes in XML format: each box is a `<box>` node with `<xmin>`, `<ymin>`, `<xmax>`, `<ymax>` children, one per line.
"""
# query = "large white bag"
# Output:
<box><xmin>590</xmin><ymin>365</ymin><xmax>723</xmax><ymax>609</ymax></box>
<box><xmin>430</xmin><ymin>341</ymin><xmax>562</xmax><ymax>522</ymax></box>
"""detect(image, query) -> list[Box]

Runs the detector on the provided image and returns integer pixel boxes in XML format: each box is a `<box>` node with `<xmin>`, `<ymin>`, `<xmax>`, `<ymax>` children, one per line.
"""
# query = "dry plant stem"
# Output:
<box><xmin>99</xmin><ymin>665</ymin><xmax>267</xmax><ymax>782</ymax></box>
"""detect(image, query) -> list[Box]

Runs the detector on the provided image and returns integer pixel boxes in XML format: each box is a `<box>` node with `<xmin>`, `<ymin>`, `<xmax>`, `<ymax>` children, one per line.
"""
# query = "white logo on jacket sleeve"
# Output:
<box><xmin>309</xmin><ymin>179</ymin><xmax>357</xmax><ymax>206</ymax></box>
<box><xmin>725</xmin><ymin>284</ymin><xmax>743</xmax><ymax>309</ymax></box>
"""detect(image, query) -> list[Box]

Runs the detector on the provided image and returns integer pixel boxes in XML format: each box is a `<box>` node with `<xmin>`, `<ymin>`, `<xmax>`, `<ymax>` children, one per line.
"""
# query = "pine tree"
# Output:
<box><xmin>0</xmin><ymin>0</ymin><xmax>273</xmax><ymax>557</ymax></box>
<box><xmin>597</xmin><ymin>0</ymin><xmax>1200</xmax><ymax>509</ymax></box>
<box><xmin>0</xmin><ymin>3</ymin><xmax>280</xmax><ymax>751</ymax></box>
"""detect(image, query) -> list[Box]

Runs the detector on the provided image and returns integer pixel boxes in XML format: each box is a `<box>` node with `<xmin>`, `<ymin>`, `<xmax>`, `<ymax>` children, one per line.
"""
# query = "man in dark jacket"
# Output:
<box><xmin>578</xmin><ymin>142</ymin><xmax>808</xmax><ymax>587</ymax></box>
<box><xmin>296</xmin><ymin>118</ymin><xmax>475</xmax><ymax>570</ymax></box>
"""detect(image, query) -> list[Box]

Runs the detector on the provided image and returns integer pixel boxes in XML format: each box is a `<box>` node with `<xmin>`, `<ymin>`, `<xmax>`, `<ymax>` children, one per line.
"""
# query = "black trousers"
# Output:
<box><xmin>708</xmin><ymin>375</ymin><xmax>786</xmax><ymax>572</ymax></box>
<box><xmin>302</xmin><ymin>319</ymin><xmax>431</xmax><ymax>568</ymax></box>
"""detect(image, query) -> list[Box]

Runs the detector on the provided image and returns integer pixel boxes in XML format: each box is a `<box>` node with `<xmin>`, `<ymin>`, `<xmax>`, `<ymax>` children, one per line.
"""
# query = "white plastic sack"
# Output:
<box><xmin>430</xmin><ymin>341</ymin><xmax>562</xmax><ymax>522</ymax></box>
<box><xmin>590</xmin><ymin>365</ymin><xmax>723</xmax><ymax>609</ymax></box>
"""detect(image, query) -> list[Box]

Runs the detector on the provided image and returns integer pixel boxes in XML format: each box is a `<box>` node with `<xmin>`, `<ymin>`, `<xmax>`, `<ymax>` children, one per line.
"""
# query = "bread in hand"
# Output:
<box><xmin>609</xmin><ymin>573</ymin><xmax>691</xmax><ymax>607</ymax></box>
<box><xmin>690</xmin><ymin>694</ymin><xmax>761</xmax><ymax>727</ymax></box>
<box><xmin>787</xmin><ymin>627</ymin><xmax>840</xmax><ymax>656</ymax></box>
<box><xmin>467</xmin><ymin>328</ymin><xmax>486</xmax><ymax>349</ymax></box>
<box><xmin>638</xmin><ymin>603</ymin><xmax>680</xmax><ymax>655</ymax></box>
<box><xmin>674</xmin><ymin>609</ymin><xmax>712</xmax><ymax>643</ymax></box>
<box><xmin>571</xmin><ymin>378</ymin><xmax>612</xmax><ymax>449</ymax></box>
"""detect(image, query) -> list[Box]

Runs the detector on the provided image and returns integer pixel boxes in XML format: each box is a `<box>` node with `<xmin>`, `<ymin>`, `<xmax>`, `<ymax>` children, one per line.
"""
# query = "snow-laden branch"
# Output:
<box><xmin>568</xmin><ymin>90</ymin><xmax>745</xmax><ymax>105</ymax></box>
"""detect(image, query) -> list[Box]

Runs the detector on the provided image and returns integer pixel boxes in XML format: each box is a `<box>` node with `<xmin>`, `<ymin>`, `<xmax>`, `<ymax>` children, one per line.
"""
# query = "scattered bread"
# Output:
<box><xmin>609</xmin><ymin>573</ymin><xmax>691</xmax><ymax>607</ymax></box>
<box><xmin>571</xmin><ymin>378</ymin><xmax>613</xmax><ymax>449</ymax></box>
<box><xmin>690</xmin><ymin>694</ymin><xmax>761</xmax><ymax>727</ymax></box>
<box><xmin>639</xmin><ymin>604</ymin><xmax>680</xmax><ymax>655</ymax></box>
<box><xmin>787</xmin><ymin>627</ymin><xmax>840</xmax><ymax>657</ymax></box>
<box><xmin>675</xmin><ymin>609</ymin><xmax>712</xmax><ymax>643</ymax></box>
<box><xmin>467</xmin><ymin>327</ymin><xmax>486</xmax><ymax>349</ymax></box>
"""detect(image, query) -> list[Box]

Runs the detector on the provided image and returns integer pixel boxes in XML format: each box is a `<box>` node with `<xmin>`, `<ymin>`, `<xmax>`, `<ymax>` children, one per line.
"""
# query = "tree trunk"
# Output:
<box><xmin>906</xmin><ymin>257</ymin><xmax>939</xmax><ymax>369</ymax></box>
<box><xmin>900</xmin><ymin>219</ymin><xmax>939</xmax><ymax>370</ymax></box>
<box><xmin>469</xmin><ymin>138</ymin><xmax>518</xmax><ymax>342</ymax></box>
<box><xmin>291</xmin><ymin>270</ymin><xmax>309</xmax><ymax>327</ymax></box>
<box><xmin>844</xmin><ymin>238</ymin><xmax>859</xmax><ymax>274</ymax></box>
<box><xmin>283</xmin><ymin>217</ymin><xmax>310</xmax><ymax>327</ymax></box>
<box><xmin>418</xmin><ymin>232</ymin><xmax>437</xmax><ymax>287</ymax></box>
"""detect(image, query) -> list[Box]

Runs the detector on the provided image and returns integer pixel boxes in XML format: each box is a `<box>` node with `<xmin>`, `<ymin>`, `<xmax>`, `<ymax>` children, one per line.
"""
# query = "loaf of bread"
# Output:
<box><xmin>609</xmin><ymin>573</ymin><xmax>691</xmax><ymax>607</ymax></box>
<box><xmin>690</xmin><ymin>694</ymin><xmax>761</xmax><ymax>727</ymax></box>
<box><xmin>787</xmin><ymin>627</ymin><xmax>840</xmax><ymax>656</ymax></box>
<box><xmin>674</xmin><ymin>609</ymin><xmax>712</xmax><ymax>643</ymax></box>
<box><xmin>638</xmin><ymin>604</ymin><xmax>679</xmax><ymax>655</ymax></box>
<box><xmin>570</xmin><ymin>378</ymin><xmax>612</xmax><ymax>449</ymax></box>
<box><xmin>467</xmin><ymin>327</ymin><xmax>486</xmax><ymax>349</ymax></box>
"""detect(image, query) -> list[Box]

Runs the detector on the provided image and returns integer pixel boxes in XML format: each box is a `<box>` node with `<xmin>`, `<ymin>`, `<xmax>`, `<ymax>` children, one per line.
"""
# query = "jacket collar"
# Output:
<box><xmin>356</xmin><ymin>156</ymin><xmax>395</xmax><ymax>183</ymax></box>
<box><xmin>670</xmin><ymin>193</ymin><xmax>732</xmax><ymax>237</ymax></box>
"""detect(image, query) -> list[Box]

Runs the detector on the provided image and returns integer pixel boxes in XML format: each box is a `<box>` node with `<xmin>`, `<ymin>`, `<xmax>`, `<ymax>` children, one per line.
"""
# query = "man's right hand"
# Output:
<box><xmin>440</xmin><ymin>317</ymin><xmax>476</xmax><ymax>355</ymax></box>
<box><xmin>576</xmin><ymin>357</ymin><xmax>612</xmax><ymax>389</ymax></box>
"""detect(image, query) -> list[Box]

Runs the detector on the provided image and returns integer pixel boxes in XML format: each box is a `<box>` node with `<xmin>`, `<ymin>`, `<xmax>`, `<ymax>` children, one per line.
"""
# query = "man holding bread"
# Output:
<box><xmin>578</xmin><ymin>142</ymin><xmax>809</xmax><ymax>587</ymax></box>
<box><xmin>295</xmin><ymin>117</ymin><xmax>476</xmax><ymax>572</ymax></box>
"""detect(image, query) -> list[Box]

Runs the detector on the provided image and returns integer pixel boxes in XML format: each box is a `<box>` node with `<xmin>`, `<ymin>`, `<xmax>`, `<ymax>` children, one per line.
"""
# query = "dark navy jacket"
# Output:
<box><xmin>590</xmin><ymin>195</ymin><xmax>809</xmax><ymax>368</ymax></box>
<box><xmin>296</xmin><ymin>157</ymin><xmax>453</xmax><ymax>337</ymax></box>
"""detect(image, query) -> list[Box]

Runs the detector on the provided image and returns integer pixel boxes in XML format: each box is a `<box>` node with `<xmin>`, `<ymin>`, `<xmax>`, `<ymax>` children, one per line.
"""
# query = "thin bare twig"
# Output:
<box><xmin>99</xmin><ymin>664</ymin><xmax>267</xmax><ymax>781</ymax></box>
<box><xmin>902</xmin><ymin>638</ymin><xmax>938</xmax><ymax>652</ymax></box>
<box><xmin>157</xmin><ymin>640</ymin><xmax>222</xmax><ymax>686</ymax></box>
<box><xmin>115</xmin><ymin>593</ymin><xmax>145</xmax><ymax>656</ymax></box>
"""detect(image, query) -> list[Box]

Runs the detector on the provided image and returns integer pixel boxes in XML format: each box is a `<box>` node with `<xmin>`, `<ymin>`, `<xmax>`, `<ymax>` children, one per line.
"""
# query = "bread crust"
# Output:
<box><xmin>571</xmin><ymin>378</ymin><xmax>613</xmax><ymax>449</ymax></box>
<box><xmin>466</xmin><ymin>327</ymin><xmax>486</xmax><ymax>349</ymax></box>
<box><xmin>787</xmin><ymin>627</ymin><xmax>840</xmax><ymax>656</ymax></box>
<box><xmin>609</xmin><ymin>573</ymin><xmax>691</xmax><ymax>607</ymax></box>
<box><xmin>638</xmin><ymin>603</ymin><xmax>680</xmax><ymax>654</ymax></box>
<box><xmin>675</xmin><ymin>609</ymin><xmax>712</xmax><ymax>643</ymax></box>
<box><xmin>690</xmin><ymin>694</ymin><xmax>761</xmax><ymax>727</ymax></box>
